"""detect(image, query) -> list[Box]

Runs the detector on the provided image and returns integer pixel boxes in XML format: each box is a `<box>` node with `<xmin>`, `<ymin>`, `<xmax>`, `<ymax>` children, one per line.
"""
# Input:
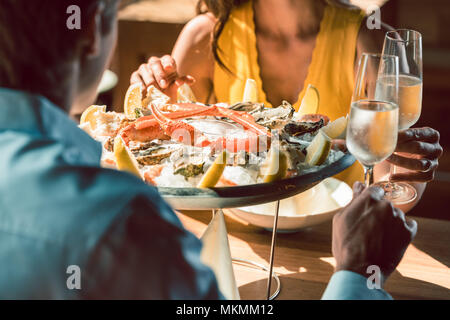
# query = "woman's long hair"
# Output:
<box><xmin>197</xmin><ymin>0</ymin><xmax>250</xmax><ymax>71</ymax></box>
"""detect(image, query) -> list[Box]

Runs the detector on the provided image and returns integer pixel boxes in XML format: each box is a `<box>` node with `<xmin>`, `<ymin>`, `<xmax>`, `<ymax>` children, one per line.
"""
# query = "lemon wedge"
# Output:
<box><xmin>297</xmin><ymin>84</ymin><xmax>319</xmax><ymax>115</ymax></box>
<box><xmin>177</xmin><ymin>83</ymin><xmax>197</xmax><ymax>103</ymax></box>
<box><xmin>124</xmin><ymin>82</ymin><xmax>143</xmax><ymax>119</ymax></box>
<box><xmin>197</xmin><ymin>151</ymin><xmax>228</xmax><ymax>188</ymax></box>
<box><xmin>80</xmin><ymin>105</ymin><xmax>107</xmax><ymax>129</ymax></box>
<box><xmin>305</xmin><ymin>130</ymin><xmax>331</xmax><ymax>166</ymax></box>
<box><xmin>242</xmin><ymin>78</ymin><xmax>258</xmax><ymax>103</ymax></box>
<box><xmin>322</xmin><ymin>116</ymin><xmax>348</xmax><ymax>139</ymax></box>
<box><xmin>113</xmin><ymin>136</ymin><xmax>142</xmax><ymax>179</ymax></box>
<box><xmin>261</xmin><ymin>147</ymin><xmax>288</xmax><ymax>183</ymax></box>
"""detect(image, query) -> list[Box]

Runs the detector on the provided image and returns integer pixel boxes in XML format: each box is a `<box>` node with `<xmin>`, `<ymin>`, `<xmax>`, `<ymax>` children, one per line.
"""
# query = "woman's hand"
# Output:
<box><xmin>388</xmin><ymin>127</ymin><xmax>443</xmax><ymax>182</ymax></box>
<box><xmin>130</xmin><ymin>55</ymin><xmax>195</xmax><ymax>101</ymax></box>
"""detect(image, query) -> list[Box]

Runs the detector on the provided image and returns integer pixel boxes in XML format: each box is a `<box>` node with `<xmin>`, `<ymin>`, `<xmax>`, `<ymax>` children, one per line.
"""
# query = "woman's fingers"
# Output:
<box><xmin>149</xmin><ymin>57</ymin><xmax>169</xmax><ymax>89</ymax></box>
<box><xmin>130</xmin><ymin>70</ymin><xmax>144</xmax><ymax>86</ymax></box>
<box><xmin>395</xmin><ymin>140</ymin><xmax>443</xmax><ymax>158</ymax></box>
<box><xmin>139</xmin><ymin>63</ymin><xmax>156</xmax><ymax>87</ymax></box>
<box><xmin>175</xmin><ymin>75</ymin><xmax>196</xmax><ymax>87</ymax></box>
<box><xmin>390</xmin><ymin>170</ymin><xmax>435</xmax><ymax>183</ymax></box>
<box><xmin>390</xmin><ymin>127</ymin><xmax>442</xmax><ymax>183</ymax></box>
<box><xmin>397</xmin><ymin>127</ymin><xmax>440</xmax><ymax>144</ymax></box>
<box><xmin>387</xmin><ymin>154</ymin><xmax>438</xmax><ymax>172</ymax></box>
<box><xmin>130</xmin><ymin>55</ymin><xmax>195</xmax><ymax>97</ymax></box>
<box><xmin>161</xmin><ymin>55</ymin><xmax>177</xmax><ymax>73</ymax></box>
<box><xmin>130</xmin><ymin>64</ymin><xmax>156</xmax><ymax>89</ymax></box>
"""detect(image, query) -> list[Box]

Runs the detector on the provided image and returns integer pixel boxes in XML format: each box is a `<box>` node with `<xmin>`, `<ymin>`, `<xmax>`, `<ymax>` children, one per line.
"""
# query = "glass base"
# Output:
<box><xmin>373</xmin><ymin>181</ymin><xmax>417</xmax><ymax>205</ymax></box>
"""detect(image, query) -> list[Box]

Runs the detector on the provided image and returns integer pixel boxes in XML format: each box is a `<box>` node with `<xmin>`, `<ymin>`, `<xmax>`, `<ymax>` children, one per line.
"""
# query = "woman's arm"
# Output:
<box><xmin>171</xmin><ymin>13</ymin><xmax>217</xmax><ymax>104</ymax></box>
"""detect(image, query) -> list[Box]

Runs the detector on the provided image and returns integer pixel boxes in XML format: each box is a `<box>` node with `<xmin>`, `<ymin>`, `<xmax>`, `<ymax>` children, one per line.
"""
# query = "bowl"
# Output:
<box><xmin>224</xmin><ymin>178</ymin><xmax>352</xmax><ymax>232</ymax></box>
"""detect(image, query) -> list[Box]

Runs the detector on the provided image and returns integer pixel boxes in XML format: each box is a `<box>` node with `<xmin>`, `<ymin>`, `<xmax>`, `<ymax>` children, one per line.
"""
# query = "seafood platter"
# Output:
<box><xmin>79</xmin><ymin>83</ymin><xmax>355</xmax><ymax>210</ymax></box>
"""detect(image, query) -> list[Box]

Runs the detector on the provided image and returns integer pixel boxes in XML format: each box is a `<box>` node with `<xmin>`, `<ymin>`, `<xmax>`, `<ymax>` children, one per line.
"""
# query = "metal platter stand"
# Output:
<box><xmin>160</xmin><ymin>153</ymin><xmax>355</xmax><ymax>300</ymax></box>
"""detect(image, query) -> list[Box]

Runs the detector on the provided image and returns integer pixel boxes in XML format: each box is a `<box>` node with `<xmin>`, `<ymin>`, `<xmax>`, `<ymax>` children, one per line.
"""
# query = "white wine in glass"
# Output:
<box><xmin>347</xmin><ymin>100</ymin><xmax>398</xmax><ymax>167</ymax></box>
<box><xmin>347</xmin><ymin>53</ymin><xmax>399</xmax><ymax>187</ymax></box>
<box><xmin>375</xmin><ymin>74</ymin><xmax>422</xmax><ymax>130</ymax></box>
<box><xmin>374</xmin><ymin>29</ymin><xmax>423</xmax><ymax>204</ymax></box>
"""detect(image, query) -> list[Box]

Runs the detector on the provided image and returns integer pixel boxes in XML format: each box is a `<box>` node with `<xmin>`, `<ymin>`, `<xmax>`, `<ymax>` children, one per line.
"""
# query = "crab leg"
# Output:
<box><xmin>215</xmin><ymin>106</ymin><xmax>272</xmax><ymax>138</ymax></box>
<box><xmin>120</xmin><ymin>104</ymin><xmax>211</xmax><ymax>144</ymax></box>
<box><xmin>149</xmin><ymin>103</ymin><xmax>200</xmax><ymax>146</ymax></box>
<box><xmin>119</xmin><ymin>103</ymin><xmax>272</xmax><ymax>152</ymax></box>
<box><xmin>166</xmin><ymin>103</ymin><xmax>270</xmax><ymax>137</ymax></box>
<box><xmin>134</xmin><ymin>105</ymin><xmax>214</xmax><ymax>130</ymax></box>
<box><xmin>133</xmin><ymin>103</ymin><xmax>270</xmax><ymax>136</ymax></box>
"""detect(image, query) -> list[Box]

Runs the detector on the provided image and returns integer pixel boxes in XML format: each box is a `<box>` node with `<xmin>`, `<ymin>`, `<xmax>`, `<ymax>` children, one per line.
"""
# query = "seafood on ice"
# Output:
<box><xmin>80</xmin><ymin>86</ymin><xmax>346</xmax><ymax>188</ymax></box>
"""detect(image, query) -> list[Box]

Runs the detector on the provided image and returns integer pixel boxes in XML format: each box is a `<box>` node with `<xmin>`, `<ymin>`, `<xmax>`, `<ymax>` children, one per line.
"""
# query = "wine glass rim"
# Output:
<box><xmin>361</xmin><ymin>52</ymin><xmax>398</xmax><ymax>60</ymax></box>
<box><xmin>385</xmin><ymin>29</ymin><xmax>422</xmax><ymax>42</ymax></box>
<box><xmin>352</xmin><ymin>99</ymin><xmax>399</xmax><ymax>111</ymax></box>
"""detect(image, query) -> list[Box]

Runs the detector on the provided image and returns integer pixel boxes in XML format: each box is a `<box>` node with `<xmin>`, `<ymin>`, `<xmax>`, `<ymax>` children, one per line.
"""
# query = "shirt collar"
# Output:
<box><xmin>0</xmin><ymin>87</ymin><xmax>102</xmax><ymax>165</ymax></box>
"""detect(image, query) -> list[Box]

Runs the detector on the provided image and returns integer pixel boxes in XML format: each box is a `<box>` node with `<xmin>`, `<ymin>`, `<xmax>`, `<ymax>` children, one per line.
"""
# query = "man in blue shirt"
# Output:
<box><xmin>0</xmin><ymin>0</ymin><xmax>434</xmax><ymax>299</ymax></box>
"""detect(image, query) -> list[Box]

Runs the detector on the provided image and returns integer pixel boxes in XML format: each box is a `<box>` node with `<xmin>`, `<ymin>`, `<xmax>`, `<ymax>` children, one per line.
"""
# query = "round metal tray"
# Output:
<box><xmin>159</xmin><ymin>153</ymin><xmax>355</xmax><ymax>210</ymax></box>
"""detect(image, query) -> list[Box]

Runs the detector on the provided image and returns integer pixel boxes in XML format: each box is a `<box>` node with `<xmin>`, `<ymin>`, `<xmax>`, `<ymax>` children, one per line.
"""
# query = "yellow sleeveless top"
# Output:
<box><xmin>213</xmin><ymin>1</ymin><xmax>365</xmax><ymax>186</ymax></box>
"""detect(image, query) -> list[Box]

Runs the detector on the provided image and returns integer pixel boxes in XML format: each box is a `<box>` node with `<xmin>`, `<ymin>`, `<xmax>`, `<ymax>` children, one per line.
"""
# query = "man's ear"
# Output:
<box><xmin>82</xmin><ymin>2</ymin><xmax>105</xmax><ymax>58</ymax></box>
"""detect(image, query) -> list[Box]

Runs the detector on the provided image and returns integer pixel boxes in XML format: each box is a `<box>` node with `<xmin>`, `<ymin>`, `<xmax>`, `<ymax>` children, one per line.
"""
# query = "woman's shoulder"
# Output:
<box><xmin>176</xmin><ymin>13</ymin><xmax>216</xmax><ymax>47</ymax></box>
<box><xmin>172</xmin><ymin>13</ymin><xmax>216</xmax><ymax>70</ymax></box>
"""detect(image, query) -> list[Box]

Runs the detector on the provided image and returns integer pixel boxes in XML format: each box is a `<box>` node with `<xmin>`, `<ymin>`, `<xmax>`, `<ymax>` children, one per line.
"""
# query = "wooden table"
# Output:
<box><xmin>176</xmin><ymin>210</ymin><xmax>450</xmax><ymax>300</ymax></box>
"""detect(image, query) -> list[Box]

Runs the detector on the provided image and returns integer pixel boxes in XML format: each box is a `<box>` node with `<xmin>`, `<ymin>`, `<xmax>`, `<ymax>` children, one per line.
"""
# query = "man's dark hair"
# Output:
<box><xmin>0</xmin><ymin>0</ymin><xmax>118</xmax><ymax>96</ymax></box>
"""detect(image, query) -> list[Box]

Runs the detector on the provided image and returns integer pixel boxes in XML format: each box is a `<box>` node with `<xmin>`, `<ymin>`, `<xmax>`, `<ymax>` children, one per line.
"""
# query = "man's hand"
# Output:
<box><xmin>388</xmin><ymin>127</ymin><xmax>443</xmax><ymax>182</ymax></box>
<box><xmin>332</xmin><ymin>182</ymin><xmax>418</xmax><ymax>285</ymax></box>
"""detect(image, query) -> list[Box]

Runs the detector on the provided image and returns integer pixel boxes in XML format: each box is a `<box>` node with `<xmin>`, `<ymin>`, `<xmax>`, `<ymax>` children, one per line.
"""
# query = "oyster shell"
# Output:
<box><xmin>230</xmin><ymin>101</ymin><xmax>295</xmax><ymax>130</ymax></box>
<box><xmin>229</xmin><ymin>102</ymin><xmax>265</xmax><ymax>113</ymax></box>
<box><xmin>282</xmin><ymin>119</ymin><xmax>325</xmax><ymax>137</ymax></box>
<box><xmin>129</xmin><ymin>141</ymin><xmax>183</xmax><ymax>166</ymax></box>
<box><xmin>135</xmin><ymin>147</ymin><xmax>174</xmax><ymax>166</ymax></box>
<box><xmin>173</xmin><ymin>157</ymin><xmax>205</xmax><ymax>180</ymax></box>
<box><xmin>280</xmin><ymin>140</ymin><xmax>306</xmax><ymax>170</ymax></box>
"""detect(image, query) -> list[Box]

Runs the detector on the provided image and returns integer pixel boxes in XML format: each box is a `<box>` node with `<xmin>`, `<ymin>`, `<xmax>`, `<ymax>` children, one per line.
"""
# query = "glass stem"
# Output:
<box><xmin>389</xmin><ymin>155</ymin><xmax>397</xmax><ymax>184</ymax></box>
<box><xmin>363</xmin><ymin>165</ymin><xmax>374</xmax><ymax>187</ymax></box>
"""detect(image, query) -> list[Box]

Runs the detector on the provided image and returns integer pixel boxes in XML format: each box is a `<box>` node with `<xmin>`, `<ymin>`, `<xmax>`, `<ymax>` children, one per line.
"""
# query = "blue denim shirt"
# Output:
<box><xmin>0</xmin><ymin>88</ymin><xmax>221</xmax><ymax>299</ymax></box>
<box><xmin>322</xmin><ymin>271</ymin><xmax>393</xmax><ymax>300</ymax></box>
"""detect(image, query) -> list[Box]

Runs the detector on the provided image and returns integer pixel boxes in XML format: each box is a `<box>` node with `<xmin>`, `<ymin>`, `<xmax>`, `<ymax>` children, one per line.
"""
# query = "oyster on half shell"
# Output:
<box><xmin>230</xmin><ymin>101</ymin><xmax>295</xmax><ymax>130</ymax></box>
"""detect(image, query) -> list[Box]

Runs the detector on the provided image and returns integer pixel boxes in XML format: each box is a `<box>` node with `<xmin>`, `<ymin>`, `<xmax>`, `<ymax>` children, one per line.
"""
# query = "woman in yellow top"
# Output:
<box><xmin>131</xmin><ymin>0</ymin><xmax>442</xmax><ymax>210</ymax></box>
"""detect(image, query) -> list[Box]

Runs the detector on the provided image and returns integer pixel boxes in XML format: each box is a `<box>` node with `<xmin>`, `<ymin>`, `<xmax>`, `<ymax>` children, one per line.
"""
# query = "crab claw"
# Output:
<box><xmin>149</xmin><ymin>103</ymin><xmax>199</xmax><ymax>146</ymax></box>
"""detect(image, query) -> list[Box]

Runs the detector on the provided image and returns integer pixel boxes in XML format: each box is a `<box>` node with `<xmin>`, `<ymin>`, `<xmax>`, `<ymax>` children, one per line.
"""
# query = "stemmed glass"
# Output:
<box><xmin>374</xmin><ymin>29</ymin><xmax>423</xmax><ymax>204</ymax></box>
<box><xmin>346</xmin><ymin>53</ymin><xmax>399</xmax><ymax>187</ymax></box>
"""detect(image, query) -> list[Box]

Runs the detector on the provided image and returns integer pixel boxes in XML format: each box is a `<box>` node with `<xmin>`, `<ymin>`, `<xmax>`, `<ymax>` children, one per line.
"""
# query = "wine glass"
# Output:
<box><xmin>374</xmin><ymin>29</ymin><xmax>423</xmax><ymax>204</ymax></box>
<box><xmin>347</xmin><ymin>53</ymin><xmax>399</xmax><ymax>187</ymax></box>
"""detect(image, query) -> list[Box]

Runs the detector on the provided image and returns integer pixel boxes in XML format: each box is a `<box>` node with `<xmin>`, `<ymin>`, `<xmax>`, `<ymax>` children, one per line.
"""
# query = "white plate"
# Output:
<box><xmin>225</xmin><ymin>178</ymin><xmax>352</xmax><ymax>232</ymax></box>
